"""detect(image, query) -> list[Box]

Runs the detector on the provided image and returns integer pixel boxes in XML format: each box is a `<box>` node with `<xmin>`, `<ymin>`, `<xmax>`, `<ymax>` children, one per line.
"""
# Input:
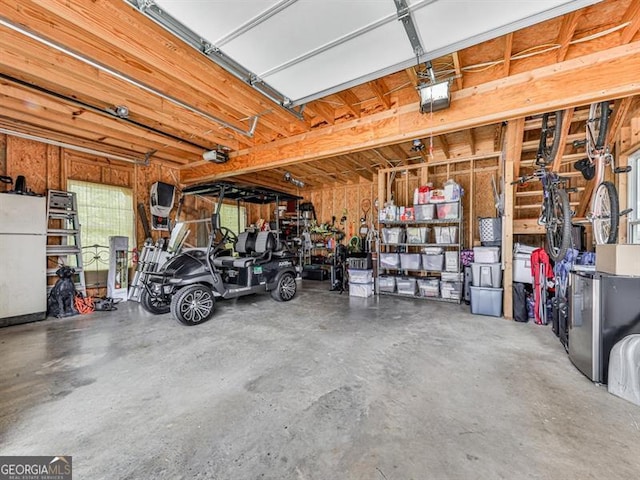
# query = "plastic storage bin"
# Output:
<box><xmin>396</xmin><ymin>277</ymin><xmax>417</xmax><ymax>295</ymax></box>
<box><xmin>434</xmin><ymin>226</ymin><xmax>458</xmax><ymax>244</ymax></box>
<box><xmin>380</xmin><ymin>253</ymin><xmax>399</xmax><ymax>269</ymax></box>
<box><xmin>608</xmin><ymin>334</ymin><xmax>640</xmax><ymax>406</ymax></box>
<box><xmin>378</xmin><ymin>276</ymin><xmax>396</xmax><ymax>293</ymax></box>
<box><xmin>436</xmin><ymin>202</ymin><xmax>460</xmax><ymax>219</ymax></box>
<box><xmin>470</xmin><ymin>286</ymin><xmax>503</xmax><ymax>317</ymax></box>
<box><xmin>382</xmin><ymin>227</ymin><xmax>404</xmax><ymax>244</ymax></box>
<box><xmin>348</xmin><ymin>269</ymin><xmax>373</xmax><ymax>284</ymax></box>
<box><xmin>471</xmin><ymin>262</ymin><xmax>502</xmax><ymax>288</ymax></box>
<box><xmin>422</xmin><ymin>253</ymin><xmax>444</xmax><ymax>271</ymax></box>
<box><xmin>479</xmin><ymin>217</ymin><xmax>502</xmax><ymax>243</ymax></box>
<box><xmin>349</xmin><ymin>282</ymin><xmax>374</xmax><ymax>298</ymax></box>
<box><xmin>473</xmin><ymin>246</ymin><xmax>500</xmax><ymax>263</ymax></box>
<box><xmin>445</xmin><ymin>251</ymin><xmax>459</xmax><ymax>272</ymax></box>
<box><xmin>418</xmin><ymin>278</ymin><xmax>440</xmax><ymax>297</ymax></box>
<box><xmin>414</xmin><ymin>203</ymin><xmax>435</xmax><ymax>221</ymax></box>
<box><xmin>400</xmin><ymin>253</ymin><xmax>422</xmax><ymax>270</ymax></box>
<box><xmin>406</xmin><ymin>227</ymin><xmax>428</xmax><ymax>244</ymax></box>
<box><xmin>513</xmin><ymin>253</ymin><xmax>533</xmax><ymax>284</ymax></box>
<box><xmin>441</xmin><ymin>281</ymin><xmax>462</xmax><ymax>300</ymax></box>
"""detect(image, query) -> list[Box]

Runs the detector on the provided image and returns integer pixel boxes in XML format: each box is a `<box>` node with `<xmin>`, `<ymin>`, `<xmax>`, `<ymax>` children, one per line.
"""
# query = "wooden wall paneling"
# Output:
<box><xmin>7</xmin><ymin>136</ymin><xmax>48</xmax><ymax>195</ymax></box>
<box><xmin>345</xmin><ymin>186</ymin><xmax>359</xmax><ymax>237</ymax></box>
<box><xmin>0</xmin><ymin>134</ymin><xmax>6</xmax><ymax>176</ymax></box>
<box><xmin>468</xmin><ymin>160</ymin><xmax>475</xmax><ymax>247</ymax></box>
<box><xmin>45</xmin><ymin>144</ymin><xmax>61</xmax><ymax>191</ymax></box>
<box><xmin>334</xmin><ymin>186</ymin><xmax>346</xmax><ymax>226</ymax></box>
<box><xmin>322</xmin><ymin>188</ymin><xmax>334</xmax><ymax>224</ymax></box>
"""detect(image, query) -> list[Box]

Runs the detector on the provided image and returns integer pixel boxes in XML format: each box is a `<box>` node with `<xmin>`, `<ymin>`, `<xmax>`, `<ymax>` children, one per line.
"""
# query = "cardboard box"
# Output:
<box><xmin>596</xmin><ymin>244</ymin><xmax>640</xmax><ymax>276</ymax></box>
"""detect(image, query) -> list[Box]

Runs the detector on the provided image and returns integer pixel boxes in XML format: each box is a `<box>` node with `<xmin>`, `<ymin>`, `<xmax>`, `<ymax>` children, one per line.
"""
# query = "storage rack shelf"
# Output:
<box><xmin>376</xmin><ymin>199</ymin><xmax>464</xmax><ymax>303</ymax></box>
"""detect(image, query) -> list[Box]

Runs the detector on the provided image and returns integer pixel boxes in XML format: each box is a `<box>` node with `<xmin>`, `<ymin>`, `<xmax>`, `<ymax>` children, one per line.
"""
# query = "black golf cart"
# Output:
<box><xmin>140</xmin><ymin>181</ymin><xmax>302</xmax><ymax>326</ymax></box>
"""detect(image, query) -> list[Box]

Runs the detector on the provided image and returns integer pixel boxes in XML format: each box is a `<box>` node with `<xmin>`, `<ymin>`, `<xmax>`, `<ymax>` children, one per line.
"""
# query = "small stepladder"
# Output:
<box><xmin>46</xmin><ymin>190</ymin><xmax>87</xmax><ymax>297</ymax></box>
<box><xmin>128</xmin><ymin>238</ymin><xmax>166</xmax><ymax>302</ymax></box>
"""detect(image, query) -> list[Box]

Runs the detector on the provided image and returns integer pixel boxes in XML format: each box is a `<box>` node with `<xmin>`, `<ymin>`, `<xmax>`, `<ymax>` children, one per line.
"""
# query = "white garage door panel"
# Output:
<box><xmin>263</xmin><ymin>21</ymin><xmax>412</xmax><ymax>101</ymax></box>
<box><xmin>223</xmin><ymin>1</ymin><xmax>398</xmax><ymax>76</ymax></box>
<box><xmin>140</xmin><ymin>0</ymin><xmax>602</xmax><ymax>104</ymax></box>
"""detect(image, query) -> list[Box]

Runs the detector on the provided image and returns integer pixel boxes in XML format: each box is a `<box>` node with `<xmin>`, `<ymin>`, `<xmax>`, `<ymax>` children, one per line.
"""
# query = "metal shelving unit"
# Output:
<box><xmin>376</xmin><ymin>200</ymin><xmax>464</xmax><ymax>303</ymax></box>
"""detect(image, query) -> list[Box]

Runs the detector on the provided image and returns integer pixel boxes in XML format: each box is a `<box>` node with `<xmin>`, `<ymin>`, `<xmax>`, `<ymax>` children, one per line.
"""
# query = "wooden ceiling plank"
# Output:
<box><xmin>436</xmin><ymin>134</ymin><xmax>451</xmax><ymax>159</ymax></box>
<box><xmin>368</xmin><ymin>79</ymin><xmax>391</xmax><ymax>109</ymax></box>
<box><xmin>556</xmin><ymin>11</ymin><xmax>581</xmax><ymax>63</ymax></box>
<box><xmin>503</xmin><ymin>33</ymin><xmax>514</xmax><ymax>78</ymax></box>
<box><xmin>621</xmin><ymin>0</ymin><xmax>640</xmax><ymax>44</ymax></box>
<box><xmin>551</xmin><ymin>108</ymin><xmax>574</xmax><ymax>172</ymax></box>
<box><xmin>181</xmin><ymin>42</ymin><xmax>640</xmax><ymax>183</ymax></box>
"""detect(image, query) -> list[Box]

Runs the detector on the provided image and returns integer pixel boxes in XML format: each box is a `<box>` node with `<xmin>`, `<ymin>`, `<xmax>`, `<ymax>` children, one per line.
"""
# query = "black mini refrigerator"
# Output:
<box><xmin>569</xmin><ymin>270</ymin><xmax>640</xmax><ymax>384</ymax></box>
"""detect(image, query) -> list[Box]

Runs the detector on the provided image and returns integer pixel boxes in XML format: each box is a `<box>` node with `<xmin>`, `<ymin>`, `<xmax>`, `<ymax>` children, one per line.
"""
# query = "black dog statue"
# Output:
<box><xmin>47</xmin><ymin>266</ymin><xmax>78</xmax><ymax>317</ymax></box>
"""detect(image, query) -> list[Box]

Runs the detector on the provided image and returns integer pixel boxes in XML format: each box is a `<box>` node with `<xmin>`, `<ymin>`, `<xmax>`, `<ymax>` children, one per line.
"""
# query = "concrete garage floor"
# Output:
<box><xmin>1</xmin><ymin>281</ymin><xmax>639</xmax><ymax>479</ymax></box>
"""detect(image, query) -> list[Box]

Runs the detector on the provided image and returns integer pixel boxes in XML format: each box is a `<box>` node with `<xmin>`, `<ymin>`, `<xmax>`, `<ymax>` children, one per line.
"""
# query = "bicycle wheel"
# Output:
<box><xmin>538</xmin><ymin>110</ymin><xmax>564</xmax><ymax>165</ymax></box>
<box><xmin>587</xmin><ymin>101</ymin><xmax>610</xmax><ymax>155</ymax></box>
<box><xmin>592</xmin><ymin>180</ymin><xmax>619</xmax><ymax>244</ymax></box>
<box><xmin>546</xmin><ymin>188</ymin><xmax>572</xmax><ymax>262</ymax></box>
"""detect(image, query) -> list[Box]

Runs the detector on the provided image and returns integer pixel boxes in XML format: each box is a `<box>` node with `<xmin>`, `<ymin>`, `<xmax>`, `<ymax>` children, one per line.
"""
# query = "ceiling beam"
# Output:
<box><xmin>180</xmin><ymin>41</ymin><xmax>640</xmax><ymax>182</ymax></box>
<box><xmin>404</xmin><ymin>67</ymin><xmax>420</xmax><ymax>100</ymax></box>
<box><xmin>452</xmin><ymin>52</ymin><xmax>464</xmax><ymax>90</ymax></box>
<box><xmin>551</xmin><ymin>108</ymin><xmax>574</xmax><ymax>172</ymax></box>
<box><xmin>466</xmin><ymin>129</ymin><xmax>476</xmax><ymax>156</ymax></box>
<box><xmin>621</xmin><ymin>0</ymin><xmax>640</xmax><ymax>45</ymax></box>
<box><xmin>503</xmin><ymin>33</ymin><xmax>513</xmax><ymax>78</ymax></box>
<box><xmin>306</xmin><ymin>101</ymin><xmax>335</xmax><ymax>126</ymax></box>
<box><xmin>606</xmin><ymin>96</ymin><xmax>634</xmax><ymax>146</ymax></box>
<box><xmin>368</xmin><ymin>79</ymin><xmax>391</xmax><ymax>109</ymax></box>
<box><xmin>556</xmin><ymin>11</ymin><xmax>581</xmax><ymax>63</ymax></box>
<box><xmin>436</xmin><ymin>135</ymin><xmax>450</xmax><ymax>159</ymax></box>
<box><xmin>335</xmin><ymin>90</ymin><xmax>361</xmax><ymax>118</ymax></box>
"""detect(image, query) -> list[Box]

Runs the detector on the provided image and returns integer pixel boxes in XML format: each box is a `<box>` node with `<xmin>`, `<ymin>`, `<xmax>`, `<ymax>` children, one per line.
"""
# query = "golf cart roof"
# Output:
<box><xmin>182</xmin><ymin>181</ymin><xmax>302</xmax><ymax>204</ymax></box>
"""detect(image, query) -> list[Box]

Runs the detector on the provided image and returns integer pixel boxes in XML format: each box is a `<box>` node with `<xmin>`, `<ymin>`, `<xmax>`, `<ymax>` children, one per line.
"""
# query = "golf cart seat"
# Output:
<box><xmin>213</xmin><ymin>230</ymin><xmax>256</xmax><ymax>268</ymax></box>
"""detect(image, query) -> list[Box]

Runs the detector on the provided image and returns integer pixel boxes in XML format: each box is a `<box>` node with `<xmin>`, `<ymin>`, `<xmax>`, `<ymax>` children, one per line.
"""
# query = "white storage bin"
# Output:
<box><xmin>441</xmin><ymin>281</ymin><xmax>462</xmax><ymax>300</ymax></box>
<box><xmin>434</xmin><ymin>226</ymin><xmax>458</xmax><ymax>244</ymax></box>
<box><xmin>382</xmin><ymin>227</ymin><xmax>404</xmax><ymax>244</ymax></box>
<box><xmin>445</xmin><ymin>251</ymin><xmax>459</xmax><ymax>272</ymax></box>
<box><xmin>471</xmin><ymin>262</ymin><xmax>502</xmax><ymax>288</ymax></box>
<box><xmin>473</xmin><ymin>246</ymin><xmax>500</xmax><ymax>263</ymax></box>
<box><xmin>348</xmin><ymin>269</ymin><xmax>373</xmax><ymax>284</ymax></box>
<box><xmin>470</xmin><ymin>286</ymin><xmax>503</xmax><ymax>317</ymax></box>
<box><xmin>349</xmin><ymin>282</ymin><xmax>374</xmax><ymax>298</ymax></box>
<box><xmin>414</xmin><ymin>203</ymin><xmax>435</xmax><ymax>221</ymax></box>
<box><xmin>441</xmin><ymin>272</ymin><xmax>463</xmax><ymax>282</ymax></box>
<box><xmin>400</xmin><ymin>253</ymin><xmax>422</xmax><ymax>270</ymax></box>
<box><xmin>513</xmin><ymin>252</ymin><xmax>534</xmax><ymax>284</ymax></box>
<box><xmin>608</xmin><ymin>334</ymin><xmax>640</xmax><ymax>406</ymax></box>
<box><xmin>378</xmin><ymin>276</ymin><xmax>396</xmax><ymax>293</ymax></box>
<box><xmin>422</xmin><ymin>253</ymin><xmax>444</xmax><ymax>271</ymax></box>
<box><xmin>380</xmin><ymin>253</ymin><xmax>400</xmax><ymax>269</ymax></box>
<box><xmin>406</xmin><ymin>227</ymin><xmax>428</xmax><ymax>244</ymax></box>
<box><xmin>418</xmin><ymin>278</ymin><xmax>440</xmax><ymax>297</ymax></box>
<box><xmin>436</xmin><ymin>202</ymin><xmax>460</xmax><ymax>219</ymax></box>
<box><xmin>396</xmin><ymin>277</ymin><xmax>417</xmax><ymax>295</ymax></box>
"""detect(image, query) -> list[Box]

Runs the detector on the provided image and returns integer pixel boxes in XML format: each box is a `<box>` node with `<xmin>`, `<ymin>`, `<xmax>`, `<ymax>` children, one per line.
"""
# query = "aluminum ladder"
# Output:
<box><xmin>46</xmin><ymin>190</ymin><xmax>87</xmax><ymax>296</ymax></box>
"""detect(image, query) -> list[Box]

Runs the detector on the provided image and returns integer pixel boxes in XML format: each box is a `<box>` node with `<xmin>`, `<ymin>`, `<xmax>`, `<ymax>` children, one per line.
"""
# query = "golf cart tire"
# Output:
<box><xmin>271</xmin><ymin>272</ymin><xmax>297</xmax><ymax>302</ymax></box>
<box><xmin>140</xmin><ymin>288</ymin><xmax>170</xmax><ymax>315</ymax></box>
<box><xmin>171</xmin><ymin>284</ymin><xmax>216</xmax><ymax>326</ymax></box>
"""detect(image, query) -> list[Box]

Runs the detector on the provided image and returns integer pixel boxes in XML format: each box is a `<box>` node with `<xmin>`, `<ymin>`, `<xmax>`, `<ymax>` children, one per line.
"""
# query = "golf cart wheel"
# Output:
<box><xmin>271</xmin><ymin>272</ymin><xmax>297</xmax><ymax>302</ymax></box>
<box><xmin>140</xmin><ymin>288</ymin><xmax>170</xmax><ymax>315</ymax></box>
<box><xmin>171</xmin><ymin>284</ymin><xmax>215</xmax><ymax>326</ymax></box>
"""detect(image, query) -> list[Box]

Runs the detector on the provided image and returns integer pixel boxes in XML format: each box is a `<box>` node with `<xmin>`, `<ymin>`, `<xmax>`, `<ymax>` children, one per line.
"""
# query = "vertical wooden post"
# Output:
<box><xmin>469</xmin><ymin>159</ymin><xmax>475</xmax><ymax>248</ymax></box>
<box><xmin>503</xmin><ymin>117</ymin><xmax>525</xmax><ymax>320</ymax></box>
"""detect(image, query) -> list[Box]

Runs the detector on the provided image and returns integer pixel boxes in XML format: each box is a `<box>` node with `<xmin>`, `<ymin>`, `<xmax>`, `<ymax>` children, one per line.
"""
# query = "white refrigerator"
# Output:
<box><xmin>0</xmin><ymin>193</ymin><xmax>47</xmax><ymax>327</ymax></box>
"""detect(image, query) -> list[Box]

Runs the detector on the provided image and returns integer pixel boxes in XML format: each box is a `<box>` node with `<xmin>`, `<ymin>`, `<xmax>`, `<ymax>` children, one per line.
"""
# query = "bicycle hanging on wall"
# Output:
<box><xmin>513</xmin><ymin>110</ymin><xmax>573</xmax><ymax>262</ymax></box>
<box><xmin>573</xmin><ymin>101</ymin><xmax>632</xmax><ymax>244</ymax></box>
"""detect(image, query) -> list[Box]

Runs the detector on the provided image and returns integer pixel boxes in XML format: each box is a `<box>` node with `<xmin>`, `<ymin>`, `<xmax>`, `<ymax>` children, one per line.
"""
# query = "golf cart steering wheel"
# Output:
<box><xmin>212</xmin><ymin>226</ymin><xmax>238</xmax><ymax>255</ymax></box>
